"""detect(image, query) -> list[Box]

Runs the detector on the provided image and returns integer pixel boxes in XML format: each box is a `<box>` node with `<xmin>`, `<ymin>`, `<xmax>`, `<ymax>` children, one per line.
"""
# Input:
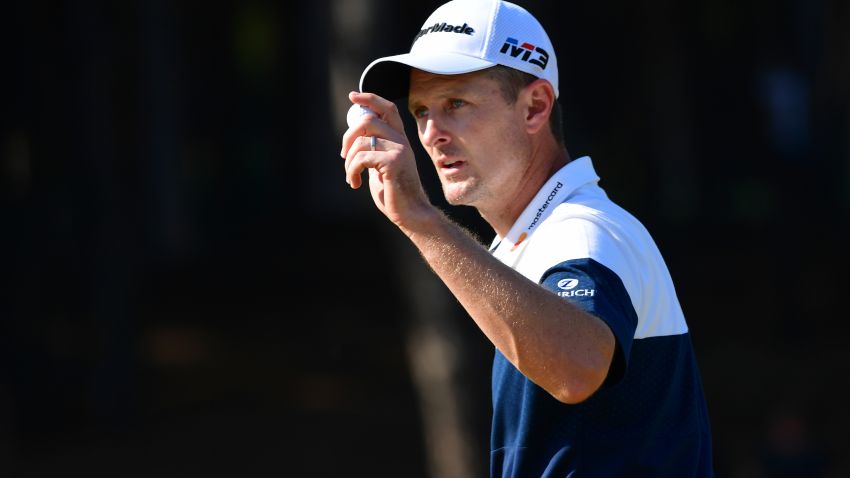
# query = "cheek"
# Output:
<box><xmin>484</xmin><ymin>134</ymin><xmax>530</xmax><ymax>179</ymax></box>
<box><xmin>478</xmin><ymin>124</ymin><xmax>521</xmax><ymax>158</ymax></box>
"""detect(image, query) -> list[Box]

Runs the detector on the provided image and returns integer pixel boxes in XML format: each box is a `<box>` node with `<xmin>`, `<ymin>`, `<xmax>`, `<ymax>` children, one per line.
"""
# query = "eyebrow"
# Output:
<box><xmin>408</xmin><ymin>81</ymin><xmax>476</xmax><ymax>110</ymax></box>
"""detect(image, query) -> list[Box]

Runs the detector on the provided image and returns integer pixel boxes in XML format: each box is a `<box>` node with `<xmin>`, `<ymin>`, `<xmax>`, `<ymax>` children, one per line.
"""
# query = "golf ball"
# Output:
<box><xmin>347</xmin><ymin>104</ymin><xmax>376</xmax><ymax>128</ymax></box>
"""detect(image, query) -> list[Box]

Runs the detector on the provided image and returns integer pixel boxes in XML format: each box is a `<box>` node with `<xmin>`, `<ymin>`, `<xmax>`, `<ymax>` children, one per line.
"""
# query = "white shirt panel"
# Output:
<box><xmin>504</xmin><ymin>160</ymin><xmax>688</xmax><ymax>339</ymax></box>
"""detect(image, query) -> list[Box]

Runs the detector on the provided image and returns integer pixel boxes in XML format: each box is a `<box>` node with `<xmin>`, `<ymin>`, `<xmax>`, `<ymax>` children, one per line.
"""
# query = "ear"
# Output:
<box><xmin>520</xmin><ymin>79</ymin><xmax>555</xmax><ymax>136</ymax></box>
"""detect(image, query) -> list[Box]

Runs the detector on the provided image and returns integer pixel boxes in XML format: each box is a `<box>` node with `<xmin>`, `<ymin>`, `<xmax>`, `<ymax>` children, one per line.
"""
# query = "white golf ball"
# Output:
<box><xmin>347</xmin><ymin>104</ymin><xmax>376</xmax><ymax>128</ymax></box>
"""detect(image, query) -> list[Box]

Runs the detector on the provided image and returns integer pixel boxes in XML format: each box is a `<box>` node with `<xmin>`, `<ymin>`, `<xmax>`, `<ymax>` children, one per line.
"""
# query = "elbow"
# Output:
<box><xmin>552</xmin><ymin>388</ymin><xmax>590</xmax><ymax>405</ymax></box>
<box><xmin>549</xmin><ymin>366</ymin><xmax>610</xmax><ymax>405</ymax></box>
<box><xmin>547</xmin><ymin>355</ymin><xmax>612</xmax><ymax>405</ymax></box>
<box><xmin>551</xmin><ymin>327</ymin><xmax>616</xmax><ymax>404</ymax></box>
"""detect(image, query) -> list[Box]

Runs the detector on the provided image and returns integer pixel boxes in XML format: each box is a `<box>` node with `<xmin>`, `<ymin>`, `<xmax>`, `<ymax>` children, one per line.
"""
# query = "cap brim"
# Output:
<box><xmin>359</xmin><ymin>52</ymin><xmax>496</xmax><ymax>102</ymax></box>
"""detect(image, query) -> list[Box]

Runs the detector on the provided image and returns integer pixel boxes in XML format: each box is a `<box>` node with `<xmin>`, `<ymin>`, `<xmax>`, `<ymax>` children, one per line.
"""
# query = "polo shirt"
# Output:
<box><xmin>488</xmin><ymin>156</ymin><xmax>714</xmax><ymax>477</ymax></box>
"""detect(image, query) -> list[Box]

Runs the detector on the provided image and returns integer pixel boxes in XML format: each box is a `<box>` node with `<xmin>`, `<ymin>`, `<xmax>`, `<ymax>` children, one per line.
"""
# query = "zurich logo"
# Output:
<box><xmin>557</xmin><ymin>278</ymin><xmax>579</xmax><ymax>290</ymax></box>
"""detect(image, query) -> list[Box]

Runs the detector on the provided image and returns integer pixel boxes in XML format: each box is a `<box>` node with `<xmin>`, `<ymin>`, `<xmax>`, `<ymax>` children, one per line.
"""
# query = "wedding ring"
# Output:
<box><xmin>370</xmin><ymin>136</ymin><xmax>377</xmax><ymax>151</ymax></box>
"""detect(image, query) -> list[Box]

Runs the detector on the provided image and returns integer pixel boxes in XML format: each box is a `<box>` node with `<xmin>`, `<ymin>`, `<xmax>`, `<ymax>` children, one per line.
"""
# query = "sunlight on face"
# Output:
<box><xmin>408</xmin><ymin>69</ymin><xmax>531</xmax><ymax>211</ymax></box>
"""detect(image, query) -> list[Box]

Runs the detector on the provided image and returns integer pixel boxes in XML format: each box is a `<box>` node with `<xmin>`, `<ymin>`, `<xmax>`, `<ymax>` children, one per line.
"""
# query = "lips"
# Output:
<box><xmin>438</xmin><ymin>158</ymin><xmax>466</xmax><ymax>176</ymax></box>
<box><xmin>437</xmin><ymin>153</ymin><xmax>464</xmax><ymax>168</ymax></box>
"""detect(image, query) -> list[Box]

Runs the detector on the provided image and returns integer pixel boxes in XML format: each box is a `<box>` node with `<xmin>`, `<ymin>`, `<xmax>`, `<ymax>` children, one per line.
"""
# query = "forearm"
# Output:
<box><xmin>403</xmin><ymin>210</ymin><xmax>615</xmax><ymax>404</ymax></box>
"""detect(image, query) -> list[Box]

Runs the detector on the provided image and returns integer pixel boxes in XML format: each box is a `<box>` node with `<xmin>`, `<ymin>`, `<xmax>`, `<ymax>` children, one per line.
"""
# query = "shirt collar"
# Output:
<box><xmin>489</xmin><ymin>156</ymin><xmax>600</xmax><ymax>258</ymax></box>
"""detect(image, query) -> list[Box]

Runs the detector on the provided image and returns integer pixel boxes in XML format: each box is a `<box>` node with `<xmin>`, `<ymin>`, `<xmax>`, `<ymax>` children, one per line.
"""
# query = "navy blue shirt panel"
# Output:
<box><xmin>490</xmin><ymin>259</ymin><xmax>714</xmax><ymax>477</ymax></box>
<box><xmin>491</xmin><ymin>335</ymin><xmax>714</xmax><ymax>477</ymax></box>
<box><xmin>539</xmin><ymin>258</ymin><xmax>638</xmax><ymax>385</ymax></box>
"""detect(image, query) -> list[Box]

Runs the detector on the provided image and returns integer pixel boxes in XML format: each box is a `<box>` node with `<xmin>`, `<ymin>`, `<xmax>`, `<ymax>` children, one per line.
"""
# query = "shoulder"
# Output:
<box><xmin>526</xmin><ymin>194</ymin><xmax>647</xmax><ymax>274</ymax></box>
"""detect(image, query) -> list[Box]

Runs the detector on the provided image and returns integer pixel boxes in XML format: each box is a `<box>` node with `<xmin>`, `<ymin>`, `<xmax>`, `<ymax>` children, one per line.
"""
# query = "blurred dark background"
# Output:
<box><xmin>2</xmin><ymin>0</ymin><xmax>849</xmax><ymax>476</ymax></box>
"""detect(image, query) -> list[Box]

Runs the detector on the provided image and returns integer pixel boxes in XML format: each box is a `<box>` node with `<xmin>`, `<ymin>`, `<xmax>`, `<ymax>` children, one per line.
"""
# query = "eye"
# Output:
<box><xmin>412</xmin><ymin>106</ymin><xmax>428</xmax><ymax>118</ymax></box>
<box><xmin>448</xmin><ymin>98</ymin><xmax>465</xmax><ymax>110</ymax></box>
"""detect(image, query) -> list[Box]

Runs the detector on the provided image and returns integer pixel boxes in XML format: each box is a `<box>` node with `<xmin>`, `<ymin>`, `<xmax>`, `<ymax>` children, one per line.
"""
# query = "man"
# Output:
<box><xmin>340</xmin><ymin>0</ymin><xmax>715</xmax><ymax>476</ymax></box>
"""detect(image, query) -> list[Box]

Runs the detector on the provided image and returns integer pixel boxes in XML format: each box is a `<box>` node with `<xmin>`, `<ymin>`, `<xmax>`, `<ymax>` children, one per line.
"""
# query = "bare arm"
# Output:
<box><xmin>341</xmin><ymin>92</ymin><xmax>615</xmax><ymax>404</ymax></box>
<box><xmin>404</xmin><ymin>210</ymin><xmax>614</xmax><ymax>404</ymax></box>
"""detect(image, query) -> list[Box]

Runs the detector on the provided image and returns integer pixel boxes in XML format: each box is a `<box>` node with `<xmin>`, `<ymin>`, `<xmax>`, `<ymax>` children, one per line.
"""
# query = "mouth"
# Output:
<box><xmin>437</xmin><ymin>157</ymin><xmax>466</xmax><ymax>175</ymax></box>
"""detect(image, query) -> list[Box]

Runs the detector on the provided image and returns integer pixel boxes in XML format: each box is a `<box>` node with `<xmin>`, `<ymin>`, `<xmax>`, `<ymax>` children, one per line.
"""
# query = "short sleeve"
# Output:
<box><xmin>540</xmin><ymin>258</ymin><xmax>639</xmax><ymax>385</ymax></box>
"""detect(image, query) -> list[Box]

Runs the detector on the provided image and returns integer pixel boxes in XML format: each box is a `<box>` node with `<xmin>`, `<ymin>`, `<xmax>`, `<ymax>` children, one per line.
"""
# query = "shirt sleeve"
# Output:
<box><xmin>539</xmin><ymin>258</ymin><xmax>638</xmax><ymax>386</ymax></box>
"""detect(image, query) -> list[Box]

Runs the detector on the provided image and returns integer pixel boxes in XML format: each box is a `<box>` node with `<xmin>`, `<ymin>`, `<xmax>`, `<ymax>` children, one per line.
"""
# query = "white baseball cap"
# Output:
<box><xmin>359</xmin><ymin>0</ymin><xmax>559</xmax><ymax>101</ymax></box>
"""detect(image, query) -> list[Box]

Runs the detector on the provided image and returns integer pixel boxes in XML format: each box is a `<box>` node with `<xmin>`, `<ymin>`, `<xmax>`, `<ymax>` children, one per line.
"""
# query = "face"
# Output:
<box><xmin>407</xmin><ymin>69</ymin><xmax>532</xmax><ymax>212</ymax></box>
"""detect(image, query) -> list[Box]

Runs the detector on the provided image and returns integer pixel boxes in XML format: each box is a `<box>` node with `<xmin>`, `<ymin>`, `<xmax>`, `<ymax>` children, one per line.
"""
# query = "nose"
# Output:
<box><xmin>420</xmin><ymin>116</ymin><xmax>450</xmax><ymax>149</ymax></box>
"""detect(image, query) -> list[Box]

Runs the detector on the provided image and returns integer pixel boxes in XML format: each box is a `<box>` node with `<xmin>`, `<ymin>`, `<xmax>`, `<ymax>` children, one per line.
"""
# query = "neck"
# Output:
<box><xmin>482</xmin><ymin>144</ymin><xmax>570</xmax><ymax>238</ymax></box>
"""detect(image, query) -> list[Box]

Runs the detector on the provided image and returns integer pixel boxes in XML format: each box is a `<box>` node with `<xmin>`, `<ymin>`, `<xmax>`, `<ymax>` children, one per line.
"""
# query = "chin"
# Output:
<box><xmin>442</xmin><ymin>186</ymin><xmax>477</xmax><ymax>207</ymax></box>
<box><xmin>442</xmin><ymin>192</ymin><xmax>465</xmax><ymax>206</ymax></box>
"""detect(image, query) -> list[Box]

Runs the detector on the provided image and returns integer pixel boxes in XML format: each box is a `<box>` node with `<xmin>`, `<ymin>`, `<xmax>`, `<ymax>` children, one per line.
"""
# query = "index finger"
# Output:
<box><xmin>340</xmin><ymin>110</ymin><xmax>388</xmax><ymax>159</ymax></box>
<box><xmin>349</xmin><ymin>91</ymin><xmax>405</xmax><ymax>132</ymax></box>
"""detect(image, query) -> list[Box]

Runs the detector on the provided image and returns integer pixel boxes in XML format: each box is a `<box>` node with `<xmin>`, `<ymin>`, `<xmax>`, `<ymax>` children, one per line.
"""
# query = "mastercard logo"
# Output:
<box><xmin>510</xmin><ymin>232</ymin><xmax>528</xmax><ymax>251</ymax></box>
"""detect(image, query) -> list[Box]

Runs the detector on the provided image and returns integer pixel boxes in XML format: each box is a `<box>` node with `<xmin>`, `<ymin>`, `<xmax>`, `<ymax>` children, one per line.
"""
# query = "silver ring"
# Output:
<box><xmin>370</xmin><ymin>136</ymin><xmax>377</xmax><ymax>151</ymax></box>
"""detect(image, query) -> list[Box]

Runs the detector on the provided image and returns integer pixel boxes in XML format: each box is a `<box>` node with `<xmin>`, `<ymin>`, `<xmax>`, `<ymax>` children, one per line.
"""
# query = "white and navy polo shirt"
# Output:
<box><xmin>488</xmin><ymin>157</ymin><xmax>714</xmax><ymax>477</ymax></box>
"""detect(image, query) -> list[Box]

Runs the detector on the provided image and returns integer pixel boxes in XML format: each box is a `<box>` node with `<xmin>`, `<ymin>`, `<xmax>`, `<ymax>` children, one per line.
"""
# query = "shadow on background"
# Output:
<box><xmin>2</xmin><ymin>0</ymin><xmax>849</xmax><ymax>476</ymax></box>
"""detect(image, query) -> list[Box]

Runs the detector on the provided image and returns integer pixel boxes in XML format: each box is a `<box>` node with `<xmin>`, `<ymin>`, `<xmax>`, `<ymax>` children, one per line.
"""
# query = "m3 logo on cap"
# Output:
<box><xmin>500</xmin><ymin>37</ymin><xmax>549</xmax><ymax>69</ymax></box>
<box><xmin>413</xmin><ymin>22</ymin><xmax>475</xmax><ymax>44</ymax></box>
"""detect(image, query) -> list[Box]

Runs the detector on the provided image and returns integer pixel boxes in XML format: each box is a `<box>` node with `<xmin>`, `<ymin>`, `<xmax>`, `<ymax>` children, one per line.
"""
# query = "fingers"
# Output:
<box><xmin>348</xmin><ymin>91</ymin><xmax>405</xmax><ymax>131</ymax></box>
<box><xmin>340</xmin><ymin>90</ymin><xmax>405</xmax><ymax>158</ymax></box>
<box><xmin>340</xmin><ymin>112</ymin><xmax>386</xmax><ymax>159</ymax></box>
<box><xmin>340</xmin><ymin>91</ymin><xmax>407</xmax><ymax>190</ymax></box>
<box><xmin>345</xmin><ymin>143</ymin><xmax>384</xmax><ymax>189</ymax></box>
<box><xmin>344</xmin><ymin>136</ymin><xmax>374</xmax><ymax>175</ymax></box>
